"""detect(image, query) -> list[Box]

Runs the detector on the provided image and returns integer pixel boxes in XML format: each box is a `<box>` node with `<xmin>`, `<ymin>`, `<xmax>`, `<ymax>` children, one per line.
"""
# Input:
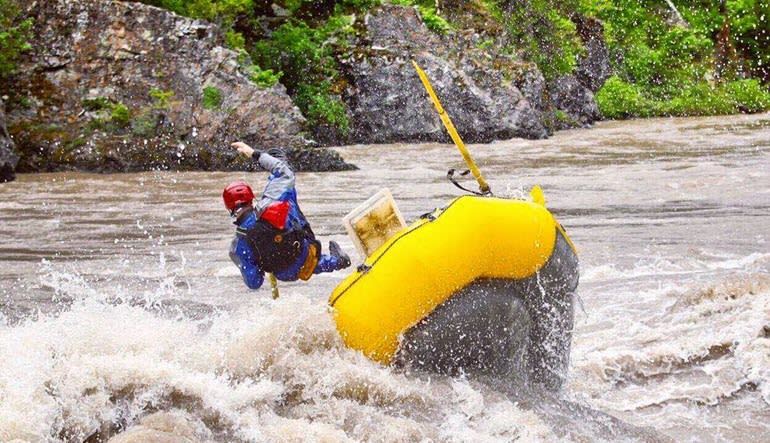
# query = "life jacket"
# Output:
<box><xmin>236</xmin><ymin>203</ymin><xmax>319</xmax><ymax>276</ymax></box>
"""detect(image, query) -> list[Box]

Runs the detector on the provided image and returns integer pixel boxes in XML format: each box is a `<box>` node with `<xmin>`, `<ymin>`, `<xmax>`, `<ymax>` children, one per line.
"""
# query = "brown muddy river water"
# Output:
<box><xmin>1</xmin><ymin>114</ymin><xmax>769</xmax><ymax>442</ymax></box>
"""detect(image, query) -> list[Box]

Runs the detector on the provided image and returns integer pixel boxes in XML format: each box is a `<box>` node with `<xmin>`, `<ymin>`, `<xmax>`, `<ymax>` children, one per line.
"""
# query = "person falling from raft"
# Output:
<box><xmin>225</xmin><ymin>142</ymin><xmax>351</xmax><ymax>290</ymax></box>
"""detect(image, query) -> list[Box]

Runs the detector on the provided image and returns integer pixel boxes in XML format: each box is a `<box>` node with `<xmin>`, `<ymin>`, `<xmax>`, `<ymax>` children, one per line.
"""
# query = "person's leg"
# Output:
<box><xmin>314</xmin><ymin>254</ymin><xmax>341</xmax><ymax>274</ymax></box>
<box><xmin>314</xmin><ymin>240</ymin><xmax>352</xmax><ymax>273</ymax></box>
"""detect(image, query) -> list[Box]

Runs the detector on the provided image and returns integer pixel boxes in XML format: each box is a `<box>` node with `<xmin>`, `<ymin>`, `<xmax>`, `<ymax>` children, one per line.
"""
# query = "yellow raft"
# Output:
<box><xmin>328</xmin><ymin>194</ymin><xmax>577</xmax><ymax>366</ymax></box>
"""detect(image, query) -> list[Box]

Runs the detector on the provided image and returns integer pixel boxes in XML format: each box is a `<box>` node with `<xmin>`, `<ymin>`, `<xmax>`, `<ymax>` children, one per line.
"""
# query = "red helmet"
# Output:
<box><xmin>223</xmin><ymin>182</ymin><xmax>255</xmax><ymax>212</ymax></box>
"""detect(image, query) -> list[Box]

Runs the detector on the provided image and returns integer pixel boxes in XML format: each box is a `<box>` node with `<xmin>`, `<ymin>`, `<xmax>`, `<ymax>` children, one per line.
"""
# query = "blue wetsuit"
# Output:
<box><xmin>229</xmin><ymin>152</ymin><xmax>341</xmax><ymax>290</ymax></box>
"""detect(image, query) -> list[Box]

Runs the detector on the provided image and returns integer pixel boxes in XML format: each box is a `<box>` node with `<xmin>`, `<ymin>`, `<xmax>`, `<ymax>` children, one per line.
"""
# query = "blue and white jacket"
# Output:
<box><xmin>228</xmin><ymin>152</ymin><xmax>312</xmax><ymax>289</ymax></box>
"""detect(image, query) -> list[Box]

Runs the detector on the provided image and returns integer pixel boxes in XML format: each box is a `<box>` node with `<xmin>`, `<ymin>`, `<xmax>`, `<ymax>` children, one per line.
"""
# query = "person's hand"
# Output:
<box><xmin>231</xmin><ymin>142</ymin><xmax>255</xmax><ymax>158</ymax></box>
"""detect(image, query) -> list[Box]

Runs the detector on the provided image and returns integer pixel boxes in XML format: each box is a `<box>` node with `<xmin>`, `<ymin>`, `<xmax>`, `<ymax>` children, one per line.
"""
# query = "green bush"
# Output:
<box><xmin>295</xmin><ymin>82</ymin><xmax>349</xmax><ymax>134</ymax></box>
<box><xmin>81</xmin><ymin>97</ymin><xmax>132</xmax><ymax>128</ymax></box>
<box><xmin>202</xmin><ymin>86</ymin><xmax>224</xmax><ymax>110</ymax></box>
<box><xmin>661</xmin><ymin>84</ymin><xmax>736</xmax><ymax>116</ymax></box>
<box><xmin>595</xmin><ymin>76</ymin><xmax>650</xmax><ymax>119</ymax></box>
<box><xmin>728</xmin><ymin>79</ymin><xmax>770</xmax><ymax>113</ymax></box>
<box><xmin>247</xmin><ymin>65</ymin><xmax>282</xmax><ymax>88</ymax></box>
<box><xmin>0</xmin><ymin>0</ymin><xmax>32</xmax><ymax>78</ymax></box>
<box><xmin>110</xmin><ymin>103</ymin><xmax>132</xmax><ymax>126</ymax></box>
<box><xmin>585</xmin><ymin>0</ymin><xmax>770</xmax><ymax>119</ymax></box>
<box><xmin>598</xmin><ymin>75</ymin><xmax>770</xmax><ymax>119</ymax></box>
<box><xmin>225</xmin><ymin>30</ymin><xmax>245</xmax><ymax>50</ymax></box>
<box><xmin>251</xmin><ymin>19</ymin><xmax>350</xmax><ymax>131</ymax></box>
<box><xmin>726</xmin><ymin>0</ymin><xmax>770</xmax><ymax>83</ymax></box>
<box><xmin>417</xmin><ymin>5</ymin><xmax>451</xmax><ymax>34</ymax></box>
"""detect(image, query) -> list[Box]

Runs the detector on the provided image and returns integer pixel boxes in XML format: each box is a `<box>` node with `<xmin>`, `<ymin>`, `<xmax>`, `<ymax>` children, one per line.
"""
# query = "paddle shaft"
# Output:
<box><xmin>268</xmin><ymin>273</ymin><xmax>279</xmax><ymax>299</ymax></box>
<box><xmin>412</xmin><ymin>61</ymin><xmax>491</xmax><ymax>195</ymax></box>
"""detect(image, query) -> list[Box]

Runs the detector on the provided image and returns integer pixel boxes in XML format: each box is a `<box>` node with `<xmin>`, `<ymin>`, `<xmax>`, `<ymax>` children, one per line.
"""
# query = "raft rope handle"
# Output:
<box><xmin>411</xmin><ymin>60</ymin><xmax>492</xmax><ymax>196</ymax></box>
<box><xmin>447</xmin><ymin>169</ymin><xmax>492</xmax><ymax>196</ymax></box>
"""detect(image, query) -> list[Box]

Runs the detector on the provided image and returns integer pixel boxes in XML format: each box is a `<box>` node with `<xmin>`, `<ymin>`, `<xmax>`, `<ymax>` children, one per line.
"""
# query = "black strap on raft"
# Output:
<box><xmin>447</xmin><ymin>169</ymin><xmax>492</xmax><ymax>196</ymax></box>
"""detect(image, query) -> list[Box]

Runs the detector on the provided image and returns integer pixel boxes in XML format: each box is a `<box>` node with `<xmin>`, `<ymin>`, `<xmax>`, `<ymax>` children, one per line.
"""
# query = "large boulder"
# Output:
<box><xmin>5</xmin><ymin>0</ymin><xmax>354</xmax><ymax>172</ymax></box>
<box><xmin>0</xmin><ymin>99</ymin><xmax>19</xmax><ymax>182</ymax></box>
<box><xmin>573</xmin><ymin>15</ymin><xmax>612</xmax><ymax>93</ymax></box>
<box><xmin>342</xmin><ymin>5</ymin><xmax>548</xmax><ymax>144</ymax></box>
<box><xmin>549</xmin><ymin>75</ymin><xmax>601</xmax><ymax>129</ymax></box>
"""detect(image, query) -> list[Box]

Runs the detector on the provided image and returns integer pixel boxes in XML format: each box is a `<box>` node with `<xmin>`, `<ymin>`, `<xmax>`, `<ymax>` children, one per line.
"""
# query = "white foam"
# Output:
<box><xmin>0</xmin><ymin>276</ymin><xmax>554</xmax><ymax>442</ymax></box>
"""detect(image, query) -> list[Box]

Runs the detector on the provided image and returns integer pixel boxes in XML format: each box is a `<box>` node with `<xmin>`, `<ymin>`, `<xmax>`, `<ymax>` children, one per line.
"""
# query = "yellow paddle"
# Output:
<box><xmin>411</xmin><ymin>60</ymin><xmax>492</xmax><ymax>195</ymax></box>
<box><xmin>268</xmin><ymin>273</ymin><xmax>279</xmax><ymax>299</ymax></box>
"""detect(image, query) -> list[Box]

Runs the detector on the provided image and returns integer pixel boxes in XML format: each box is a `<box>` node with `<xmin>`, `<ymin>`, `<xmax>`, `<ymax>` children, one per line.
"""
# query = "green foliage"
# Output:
<box><xmin>597</xmin><ymin>75</ymin><xmax>770</xmax><ymax>118</ymax></box>
<box><xmin>592</xmin><ymin>0</ymin><xmax>713</xmax><ymax>93</ymax></box>
<box><xmin>663</xmin><ymin>83</ymin><xmax>737</xmax><ymax>116</ymax></box>
<box><xmin>247</xmin><ymin>65</ymin><xmax>282</xmax><ymax>88</ymax></box>
<box><xmin>595</xmin><ymin>76</ymin><xmax>650</xmax><ymax>119</ymax></box>
<box><xmin>225</xmin><ymin>30</ymin><xmax>245</xmax><ymax>50</ymax></box>
<box><xmin>488</xmin><ymin>0</ymin><xmax>584</xmax><ymax>80</ymax></box>
<box><xmin>295</xmin><ymin>82</ymin><xmax>349</xmax><ymax>133</ymax></box>
<box><xmin>0</xmin><ymin>0</ymin><xmax>32</xmax><ymax>78</ymax></box>
<box><xmin>553</xmin><ymin>109</ymin><xmax>578</xmax><ymax>125</ymax></box>
<box><xmin>590</xmin><ymin>0</ymin><xmax>770</xmax><ymax>118</ymax></box>
<box><xmin>253</xmin><ymin>21</ymin><xmax>326</xmax><ymax>85</ymax></box>
<box><xmin>149</xmin><ymin>88</ymin><xmax>175</xmax><ymax>109</ymax></box>
<box><xmin>202</xmin><ymin>86</ymin><xmax>224</xmax><ymax>110</ymax></box>
<box><xmin>136</xmin><ymin>0</ymin><xmax>254</xmax><ymax>22</ymax></box>
<box><xmin>476</xmin><ymin>37</ymin><xmax>495</xmax><ymax>50</ymax></box>
<box><xmin>252</xmin><ymin>19</ymin><xmax>351</xmax><ymax>132</ymax></box>
<box><xmin>81</xmin><ymin>97</ymin><xmax>132</xmax><ymax>129</ymax></box>
<box><xmin>728</xmin><ymin>0</ymin><xmax>770</xmax><ymax>82</ymax></box>
<box><xmin>417</xmin><ymin>5</ymin><xmax>451</xmax><ymax>34</ymax></box>
<box><xmin>727</xmin><ymin>78</ymin><xmax>770</xmax><ymax>112</ymax></box>
<box><xmin>340</xmin><ymin>0</ymin><xmax>381</xmax><ymax>8</ymax></box>
<box><xmin>110</xmin><ymin>103</ymin><xmax>132</xmax><ymax>127</ymax></box>
<box><xmin>389</xmin><ymin>0</ymin><xmax>451</xmax><ymax>34</ymax></box>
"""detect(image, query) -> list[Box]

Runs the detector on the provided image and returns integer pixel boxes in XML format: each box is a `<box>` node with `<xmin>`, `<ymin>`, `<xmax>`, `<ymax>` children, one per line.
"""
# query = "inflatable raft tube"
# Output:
<box><xmin>328</xmin><ymin>195</ymin><xmax>578</xmax><ymax>388</ymax></box>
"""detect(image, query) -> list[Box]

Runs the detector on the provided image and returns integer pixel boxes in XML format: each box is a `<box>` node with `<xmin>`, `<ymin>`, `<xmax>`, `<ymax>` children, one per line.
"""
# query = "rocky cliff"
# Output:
<box><xmin>1</xmin><ymin>1</ymin><xmax>610</xmax><ymax>178</ymax></box>
<box><xmin>0</xmin><ymin>99</ymin><xmax>19</xmax><ymax>182</ymax></box>
<box><xmin>341</xmin><ymin>5</ymin><xmax>604</xmax><ymax>144</ymax></box>
<box><xmin>2</xmin><ymin>0</ymin><xmax>354</xmax><ymax>176</ymax></box>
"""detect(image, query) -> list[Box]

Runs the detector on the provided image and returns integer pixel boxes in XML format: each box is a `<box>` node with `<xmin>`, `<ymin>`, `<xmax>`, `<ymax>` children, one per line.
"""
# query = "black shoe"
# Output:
<box><xmin>329</xmin><ymin>241</ymin><xmax>351</xmax><ymax>270</ymax></box>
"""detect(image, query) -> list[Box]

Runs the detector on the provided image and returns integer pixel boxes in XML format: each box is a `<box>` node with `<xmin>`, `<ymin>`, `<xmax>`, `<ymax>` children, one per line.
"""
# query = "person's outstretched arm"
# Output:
<box><xmin>232</xmin><ymin>142</ymin><xmax>295</xmax><ymax>215</ymax></box>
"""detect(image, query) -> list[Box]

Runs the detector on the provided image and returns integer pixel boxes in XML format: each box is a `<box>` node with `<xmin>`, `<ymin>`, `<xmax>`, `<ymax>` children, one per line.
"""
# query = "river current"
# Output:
<box><xmin>1</xmin><ymin>114</ymin><xmax>769</xmax><ymax>442</ymax></box>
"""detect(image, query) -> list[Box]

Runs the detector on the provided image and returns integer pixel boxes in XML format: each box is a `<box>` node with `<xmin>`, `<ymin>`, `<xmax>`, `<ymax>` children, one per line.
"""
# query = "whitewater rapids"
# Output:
<box><xmin>1</xmin><ymin>114</ymin><xmax>769</xmax><ymax>442</ymax></box>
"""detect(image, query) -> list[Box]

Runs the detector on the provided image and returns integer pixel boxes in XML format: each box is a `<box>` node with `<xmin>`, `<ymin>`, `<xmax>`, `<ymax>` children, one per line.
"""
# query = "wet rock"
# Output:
<box><xmin>107</xmin><ymin>410</ymin><xmax>212</xmax><ymax>443</ymax></box>
<box><xmin>574</xmin><ymin>15</ymin><xmax>612</xmax><ymax>93</ymax></box>
<box><xmin>286</xmin><ymin>146</ymin><xmax>357</xmax><ymax>172</ymax></box>
<box><xmin>0</xmin><ymin>99</ymin><xmax>19</xmax><ymax>182</ymax></box>
<box><xmin>5</xmin><ymin>0</ymin><xmax>353</xmax><ymax>172</ymax></box>
<box><xmin>342</xmin><ymin>5</ymin><xmax>548</xmax><ymax>144</ymax></box>
<box><xmin>549</xmin><ymin>75</ymin><xmax>601</xmax><ymax>129</ymax></box>
<box><xmin>513</xmin><ymin>66</ymin><xmax>549</xmax><ymax>114</ymax></box>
